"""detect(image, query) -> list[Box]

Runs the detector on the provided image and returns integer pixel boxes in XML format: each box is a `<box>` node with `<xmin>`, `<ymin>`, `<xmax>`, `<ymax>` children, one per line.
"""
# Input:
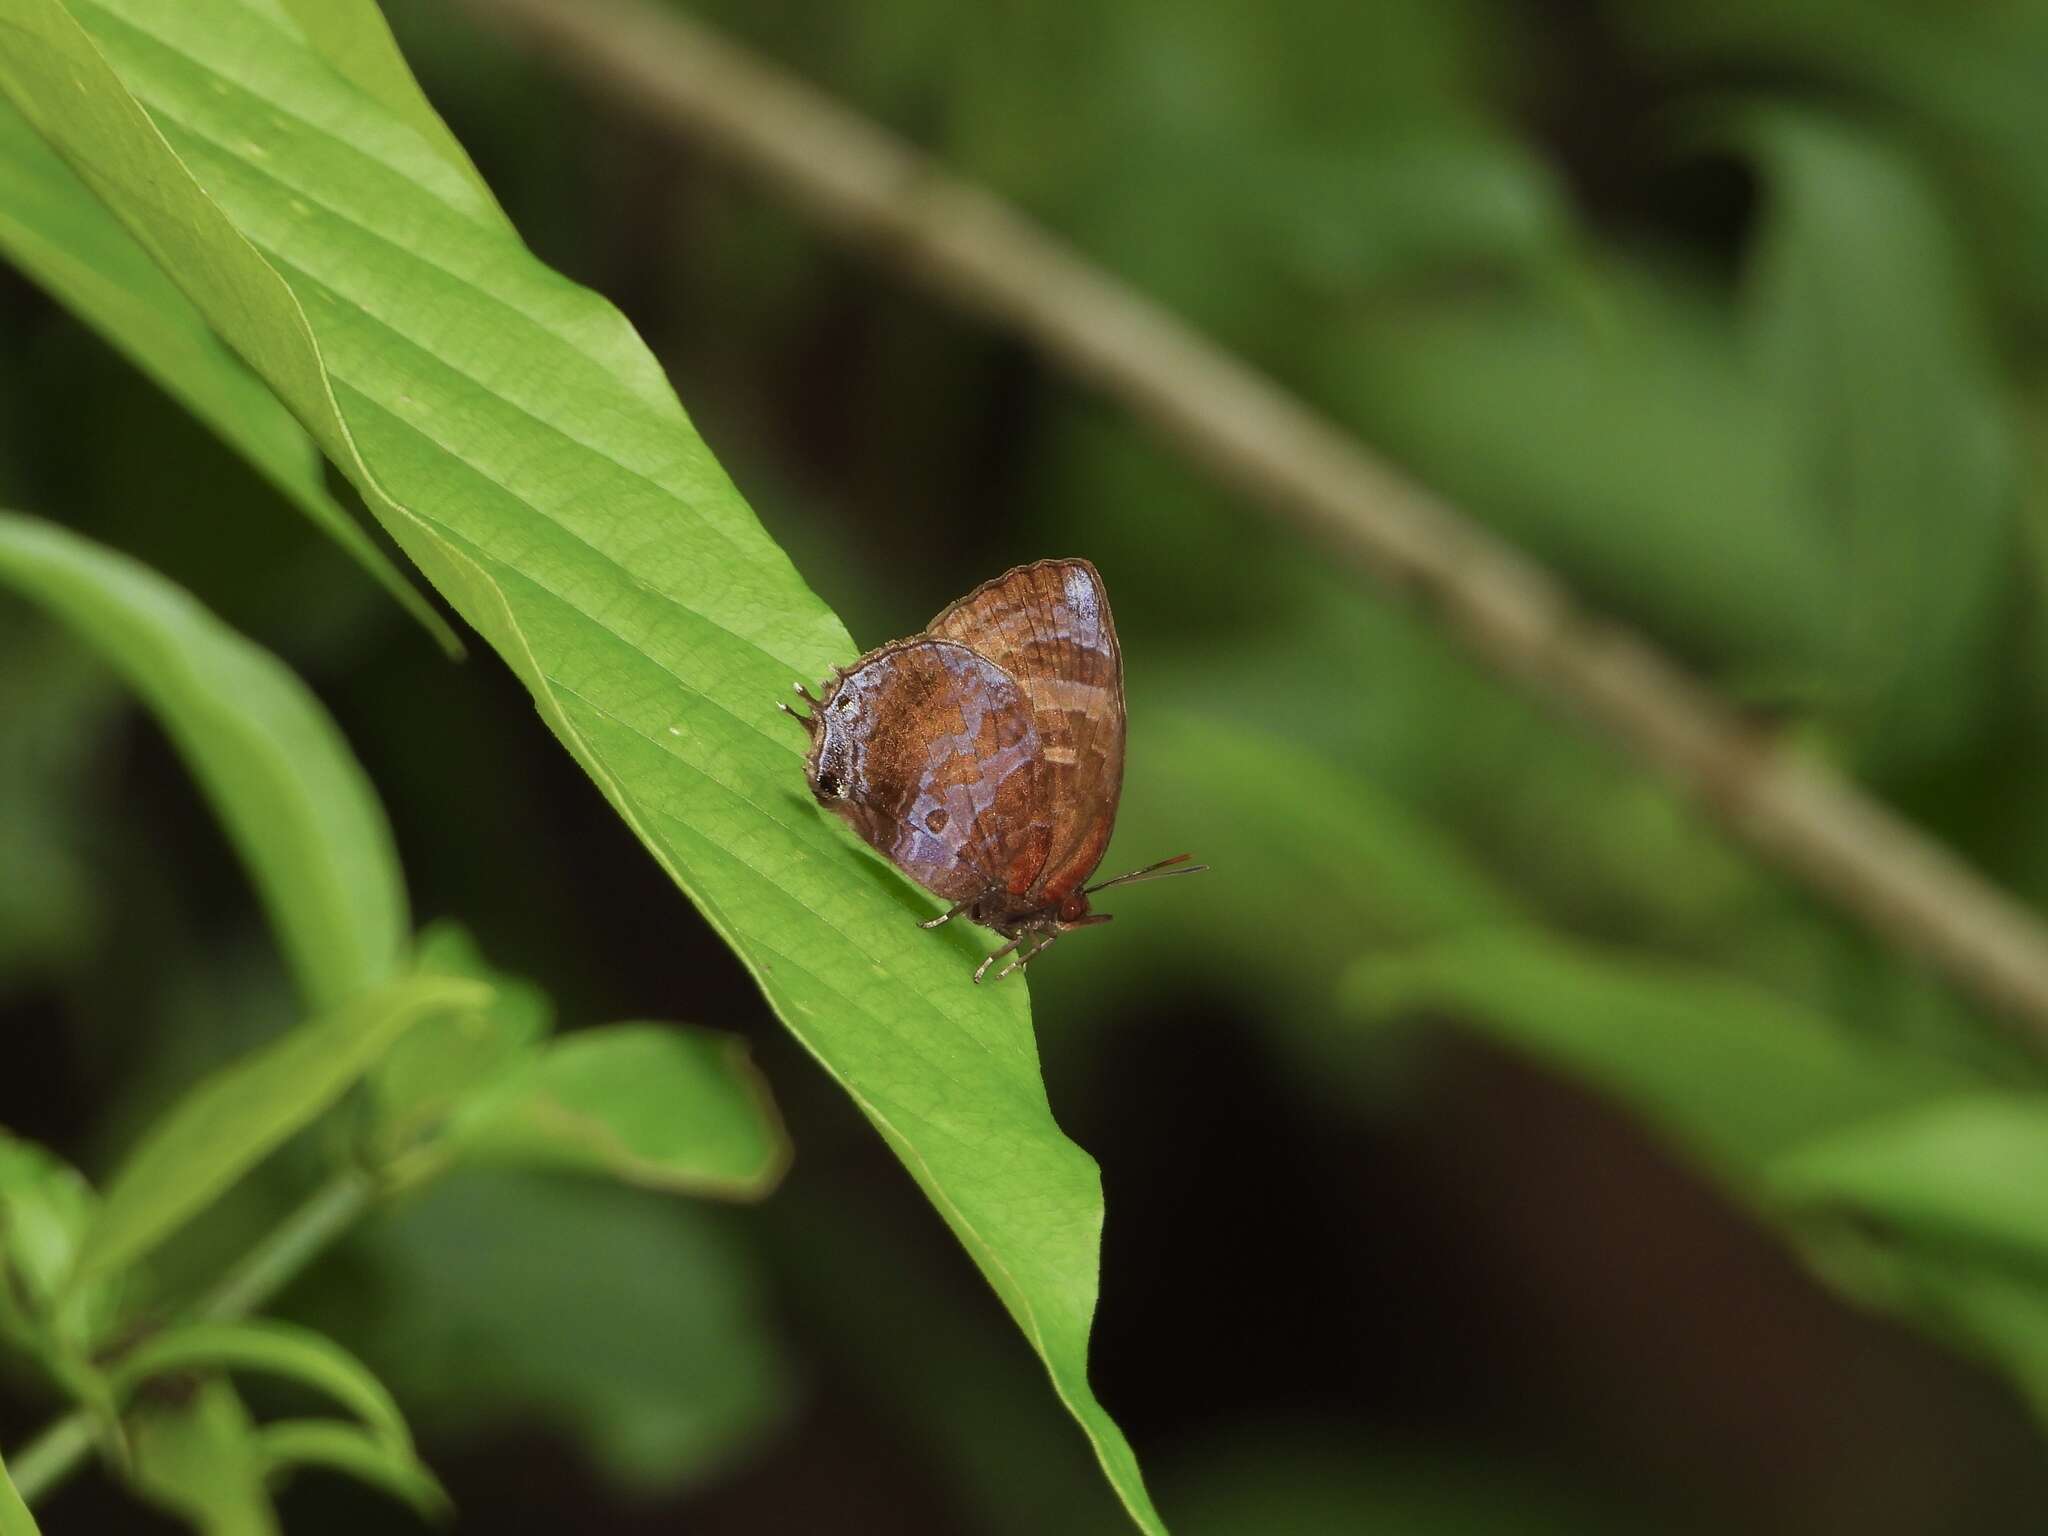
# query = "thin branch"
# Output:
<box><xmin>192</xmin><ymin>1166</ymin><xmax>375</xmax><ymax>1323</ymax></box>
<box><xmin>456</xmin><ymin>0</ymin><xmax>2048</xmax><ymax>1047</ymax></box>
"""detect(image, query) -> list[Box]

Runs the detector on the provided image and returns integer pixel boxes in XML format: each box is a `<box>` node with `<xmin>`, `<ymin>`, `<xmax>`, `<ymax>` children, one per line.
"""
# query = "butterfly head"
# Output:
<box><xmin>806</xmin><ymin>731</ymin><xmax>855</xmax><ymax>806</ymax></box>
<box><xmin>781</xmin><ymin>679</ymin><xmax>856</xmax><ymax>804</ymax></box>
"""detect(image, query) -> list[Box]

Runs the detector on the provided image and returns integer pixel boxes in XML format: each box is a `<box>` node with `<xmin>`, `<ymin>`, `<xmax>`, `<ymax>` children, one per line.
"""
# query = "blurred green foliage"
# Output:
<box><xmin>6</xmin><ymin>0</ymin><xmax>2048</xmax><ymax>1530</ymax></box>
<box><xmin>0</xmin><ymin>495</ymin><xmax>786</xmax><ymax>1529</ymax></box>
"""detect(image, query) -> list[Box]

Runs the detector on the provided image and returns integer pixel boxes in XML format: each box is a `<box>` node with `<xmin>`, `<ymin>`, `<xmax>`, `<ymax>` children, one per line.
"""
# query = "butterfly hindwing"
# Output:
<box><xmin>926</xmin><ymin>558</ymin><xmax>1125</xmax><ymax>902</ymax></box>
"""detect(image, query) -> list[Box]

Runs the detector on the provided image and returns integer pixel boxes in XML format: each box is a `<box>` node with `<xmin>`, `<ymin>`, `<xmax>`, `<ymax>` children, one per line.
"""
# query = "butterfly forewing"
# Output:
<box><xmin>926</xmin><ymin>559</ymin><xmax>1126</xmax><ymax>902</ymax></box>
<box><xmin>808</xmin><ymin>638</ymin><xmax>1053</xmax><ymax>903</ymax></box>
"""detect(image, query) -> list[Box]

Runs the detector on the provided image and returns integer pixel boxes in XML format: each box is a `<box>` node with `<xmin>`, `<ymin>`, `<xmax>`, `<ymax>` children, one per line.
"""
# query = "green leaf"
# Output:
<box><xmin>1769</xmin><ymin>1095</ymin><xmax>2048</xmax><ymax>1267</ymax></box>
<box><xmin>0</xmin><ymin>513</ymin><xmax>407</xmax><ymax>1015</ymax></box>
<box><xmin>0</xmin><ymin>5</ymin><xmax>1162</xmax><ymax>1523</ymax></box>
<box><xmin>254</xmin><ymin>1420</ymin><xmax>448</xmax><ymax>1522</ymax></box>
<box><xmin>303</xmin><ymin>1170</ymin><xmax>792</xmax><ymax>1495</ymax></box>
<box><xmin>273</xmin><ymin>0</ymin><xmax>503</xmax><ymax>217</ymax></box>
<box><xmin>72</xmin><ymin>975</ymin><xmax>488</xmax><ymax>1287</ymax></box>
<box><xmin>367</xmin><ymin>921</ymin><xmax>550</xmax><ymax>1159</ymax></box>
<box><xmin>128</xmin><ymin>1378</ymin><xmax>279</xmax><ymax>1536</ymax></box>
<box><xmin>1345</xmin><ymin>931</ymin><xmax>1987</xmax><ymax>1175</ymax></box>
<box><xmin>1726</xmin><ymin>105</ymin><xmax>2016</xmax><ymax>772</ymax></box>
<box><xmin>0</xmin><ymin>1450</ymin><xmax>40</xmax><ymax>1536</ymax></box>
<box><xmin>111</xmin><ymin>1319</ymin><xmax>414</xmax><ymax>1454</ymax></box>
<box><xmin>0</xmin><ymin>1131</ymin><xmax>107</xmax><ymax>1356</ymax></box>
<box><xmin>452</xmin><ymin>1024</ymin><xmax>788</xmax><ymax>1198</ymax></box>
<box><xmin>0</xmin><ymin>97</ymin><xmax>455</xmax><ymax>655</ymax></box>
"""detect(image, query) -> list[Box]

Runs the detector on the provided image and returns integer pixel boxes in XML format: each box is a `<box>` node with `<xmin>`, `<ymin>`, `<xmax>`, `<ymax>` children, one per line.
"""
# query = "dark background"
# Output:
<box><xmin>7</xmin><ymin>1</ymin><xmax>2048</xmax><ymax>1530</ymax></box>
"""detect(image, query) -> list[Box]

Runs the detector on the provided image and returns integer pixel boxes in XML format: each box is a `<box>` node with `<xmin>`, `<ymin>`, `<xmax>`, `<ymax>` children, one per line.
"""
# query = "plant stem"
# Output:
<box><xmin>195</xmin><ymin>1166</ymin><xmax>375</xmax><ymax>1322</ymax></box>
<box><xmin>4</xmin><ymin>1166</ymin><xmax>379</xmax><ymax>1507</ymax></box>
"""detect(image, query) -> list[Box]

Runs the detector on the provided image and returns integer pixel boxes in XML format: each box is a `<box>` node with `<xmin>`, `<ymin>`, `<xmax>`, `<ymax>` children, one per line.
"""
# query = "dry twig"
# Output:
<box><xmin>456</xmin><ymin>0</ymin><xmax>2048</xmax><ymax>1048</ymax></box>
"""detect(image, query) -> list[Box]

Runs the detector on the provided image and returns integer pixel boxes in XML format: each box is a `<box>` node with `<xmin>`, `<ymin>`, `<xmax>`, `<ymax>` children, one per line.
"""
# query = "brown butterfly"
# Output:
<box><xmin>781</xmin><ymin>558</ymin><xmax>1203</xmax><ymax>982</ymax></box>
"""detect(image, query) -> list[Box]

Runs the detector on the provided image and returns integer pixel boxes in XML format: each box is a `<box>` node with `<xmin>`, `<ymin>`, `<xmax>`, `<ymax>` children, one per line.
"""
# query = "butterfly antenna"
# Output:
<box><xmin>1084</xmin><ymin>853</ymin><xmax>1208</xmax><ymax>895</ymax></box>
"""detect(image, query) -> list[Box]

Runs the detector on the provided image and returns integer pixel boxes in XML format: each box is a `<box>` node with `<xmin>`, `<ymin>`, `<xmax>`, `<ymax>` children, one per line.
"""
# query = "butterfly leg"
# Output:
<box><xmin>972</xmin><ymin>935</ymin><xmax>1027</xmax><ymax>985</ymax></box>
<box><xmin>920</xmin><ymin>897</ymin><xmax>975</xmax><ymax>931</ymax></box>
<box><xmin>993</xmin><ymin>932</ymin><xmax>1060</xmax><ymax>982</ymax></box>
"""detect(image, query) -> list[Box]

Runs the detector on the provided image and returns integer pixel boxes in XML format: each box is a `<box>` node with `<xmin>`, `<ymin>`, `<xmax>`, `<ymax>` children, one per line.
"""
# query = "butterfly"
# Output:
<box><xmin>781</xmin><ymin>558</ymin><xmax>1204</xmax><ymax>982</ymax></box>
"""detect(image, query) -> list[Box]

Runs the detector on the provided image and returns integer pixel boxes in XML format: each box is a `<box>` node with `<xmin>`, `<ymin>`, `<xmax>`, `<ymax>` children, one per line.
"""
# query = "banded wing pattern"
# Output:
<box><xmin>926</xmin><ymin>559</ymin><xmax>1125</xmax><ymax>902</ymax></box>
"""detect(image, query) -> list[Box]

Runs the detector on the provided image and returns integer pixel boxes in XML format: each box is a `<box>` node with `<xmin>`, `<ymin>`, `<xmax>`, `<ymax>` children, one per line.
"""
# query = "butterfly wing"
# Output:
<box><xmin>808</xmin><ymin>638</ymin><xmax>1053</xmax><ymax>905</ymax></box>
<box><xmin>927</xmin><ymin>558</ymin><xmax>1124</xmax><ymax>904</ymax></box>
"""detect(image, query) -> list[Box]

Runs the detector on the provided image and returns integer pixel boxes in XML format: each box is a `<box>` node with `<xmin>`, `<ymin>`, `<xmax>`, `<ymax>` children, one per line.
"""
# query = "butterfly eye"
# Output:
<box><xmin>815</xmin><ymin>769</ymin><xmax>843</xmax><ymax>798</ymax></box>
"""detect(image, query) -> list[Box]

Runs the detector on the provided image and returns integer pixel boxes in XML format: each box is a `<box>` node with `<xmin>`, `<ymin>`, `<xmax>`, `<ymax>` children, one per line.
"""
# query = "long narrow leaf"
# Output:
<box><xmin>0</xmin><ymin>513</ymin><xmax>408</xmax><ymax>1014</ymax></box>
<box><xmin>1769</xmin><ymin>1095</ymin><xmax>2048</xmax><ymax>1266</ymax></box>
<box><xmin>0</xmin><ymin>1448</ymin><xmax>42</xmax><ymax>1536</ymax></box>
<box><xmin>111</xmin><ymin>1319</ymin><xmax>415</xmax><ymax>1453</ymax></box>
<box><xmin>0</xmin><ymin>97</ymin><xmax>456</xmax><ymax>654</ymax></box>
<box><xmin>254</xmin><ymin>1420</ymin><xmax>447</xmax><ymax>1521</ymax></box>
<box><xmin>0</xmin><ymin>5</ymin><xmax>1164</xmax><ymax>1524</ymax></box>
<box><xmin>71</xmin><ymin>975</ymin><xmax>488</xmax><ymax>1286</ymax></box>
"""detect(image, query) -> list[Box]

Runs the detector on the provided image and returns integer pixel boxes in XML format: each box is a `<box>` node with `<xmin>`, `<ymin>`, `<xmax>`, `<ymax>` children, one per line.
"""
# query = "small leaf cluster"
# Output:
<box><xmin>0</xmin><ymin>515</ymin><xmax>786</xmax><ymax>1532</ymax></box>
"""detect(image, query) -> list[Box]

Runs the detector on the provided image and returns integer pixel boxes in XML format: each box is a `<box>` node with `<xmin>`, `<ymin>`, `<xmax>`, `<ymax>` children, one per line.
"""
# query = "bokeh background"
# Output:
<box><xmin>8</xmin><ymin>0</ymin><xmax>2048</xmax><ymax>1530</ymax></box>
